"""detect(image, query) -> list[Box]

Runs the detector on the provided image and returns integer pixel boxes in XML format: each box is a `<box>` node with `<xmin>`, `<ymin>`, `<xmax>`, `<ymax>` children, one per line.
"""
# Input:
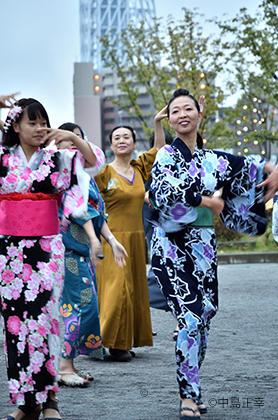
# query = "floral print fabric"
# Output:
<box><xmin>60</xmin><ymin>178</ymin><xmax>106</xmax><ymax>360</ymax></box>
<box><xmin>0</xmin><ymin>236</ymin><xmax>63</xmax><ymax>405</ymax></box>
<box><xmin>0</xmin><ymin>144</ymin><xmax>105</xmax><ymax>406</ymax></box>
<box><xmin>151</xmin><ymin>137</ymin><xmax>267</xmax><ymax>401</ymax></box>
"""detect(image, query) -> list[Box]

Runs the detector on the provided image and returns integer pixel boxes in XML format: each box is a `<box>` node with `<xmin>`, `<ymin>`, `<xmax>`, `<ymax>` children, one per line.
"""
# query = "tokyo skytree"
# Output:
<box><xmin>79</xmin><ymin>0</ymin><xmax>156</xmax><ymax>69</ymax></box>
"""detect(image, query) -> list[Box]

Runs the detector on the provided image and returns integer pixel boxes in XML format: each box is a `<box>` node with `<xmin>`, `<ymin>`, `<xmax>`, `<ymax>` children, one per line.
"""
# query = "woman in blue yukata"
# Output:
<box><xmin>150</xmin><ymin>88</ymin><xmax>278</xmax><ymax>419</ymax></box>
<box><xmin>57</xmin><ymin>123</ymin><xmax>127</xmax><ymax>388</ymax></box>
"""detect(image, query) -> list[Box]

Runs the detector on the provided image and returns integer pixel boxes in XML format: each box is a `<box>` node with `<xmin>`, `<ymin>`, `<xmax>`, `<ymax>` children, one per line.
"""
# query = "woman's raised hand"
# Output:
<box><xmin>154</xmin><ymin>105</ymin><xmax>168</xmax><ymax>123</ymax></box>
<box><xmin>199</xmin><ymin>95</ymin><xmax>205</xmax><ymax>114</ymax></box>
<box><xmin>0</xmin><ymin>92</ymin><xmax>20</xmax><ymax>109</ymax></box>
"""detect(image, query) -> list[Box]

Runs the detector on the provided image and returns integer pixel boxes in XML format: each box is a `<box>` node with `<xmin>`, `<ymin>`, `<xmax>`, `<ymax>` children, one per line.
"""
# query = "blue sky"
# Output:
<box><xmin>0</xmin><ymin>0</ymin><xmax>261</xmax><ymax>129</ymax></box>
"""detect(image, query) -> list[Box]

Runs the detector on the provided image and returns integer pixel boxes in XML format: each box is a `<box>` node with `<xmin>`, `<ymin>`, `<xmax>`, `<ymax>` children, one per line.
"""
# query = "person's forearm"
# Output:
<box><xmin>154</xmin><ymin>118</ymin><xmax>165</xmax><ymax>150</ymax></box>
<box><xmin>100</xmin><ymin>221</ymin><xmax>115</xmax><ymax>243</ymax></box>
<box><xmin>70</xmin><ymin>134</ymin><xmax>97</xmax><ymax>166</ymax></box>
<box><xmin>0</xmin><ymin>119</ymin><xmax>4</xmax><ymax>133</ymax></box>
<box><xmin>199</xmin><ymin>194</ymin><xmax>224</xmax><ymax>216</ymax></box>
<box><xmin>83</xmin><ymin>219</ymin><xmax>98</xmax><ymax>241</ymax></box>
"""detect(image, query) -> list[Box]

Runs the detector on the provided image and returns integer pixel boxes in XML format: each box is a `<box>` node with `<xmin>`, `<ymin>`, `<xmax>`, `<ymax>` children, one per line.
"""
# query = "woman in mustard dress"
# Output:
<box><xmin>95</xmin><ymin>121</ymin><xmax>165</xmax><ymax>361</ymax></box>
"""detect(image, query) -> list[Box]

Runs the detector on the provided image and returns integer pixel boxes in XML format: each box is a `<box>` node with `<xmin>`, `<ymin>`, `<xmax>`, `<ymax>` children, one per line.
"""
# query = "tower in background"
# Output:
<box><xmin>79</xmin><ymin>0</ymin><xmax>156</xmax><ymax>70</ymax></box>
<box><xmin>75</xmin><ymin>0</ymin><xmax>156</xmax><ymax>154</ymax></box>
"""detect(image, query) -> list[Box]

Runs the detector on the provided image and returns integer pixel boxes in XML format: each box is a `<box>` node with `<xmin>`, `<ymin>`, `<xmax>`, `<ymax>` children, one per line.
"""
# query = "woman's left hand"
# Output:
<box><xmin>110</xmin><ymin>239</ymin><xmax>128</xmax><ymax>268</ymax></box>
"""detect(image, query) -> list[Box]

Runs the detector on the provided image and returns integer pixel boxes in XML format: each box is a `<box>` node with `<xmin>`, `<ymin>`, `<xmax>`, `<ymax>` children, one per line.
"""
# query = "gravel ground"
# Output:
<box><xmin>0</xmin><ymin>263</ymin><xmax>277</xmax><ymax>420</ymax></box>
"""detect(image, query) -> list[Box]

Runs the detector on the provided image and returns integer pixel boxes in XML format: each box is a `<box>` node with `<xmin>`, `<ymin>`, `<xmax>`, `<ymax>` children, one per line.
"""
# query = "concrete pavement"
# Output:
<box><xmin>0</xmin><ymin>262</ymin><xmax>277</xmax><ymax>419</ymax></box>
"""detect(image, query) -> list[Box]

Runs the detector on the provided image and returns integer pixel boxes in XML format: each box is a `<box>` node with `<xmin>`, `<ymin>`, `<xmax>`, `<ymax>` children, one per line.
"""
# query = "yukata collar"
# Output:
<box><xmin>172</xmin><ymin>137</ymin><xmax>197</xmax><ymax>162</ymax></box>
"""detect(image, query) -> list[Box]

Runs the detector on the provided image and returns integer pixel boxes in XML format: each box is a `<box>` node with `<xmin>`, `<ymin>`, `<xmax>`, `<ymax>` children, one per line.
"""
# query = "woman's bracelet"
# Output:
<box><xmin>107</xmin><ymin>234</ymin><xmax>115</xmax><ymax>243</ymax></box>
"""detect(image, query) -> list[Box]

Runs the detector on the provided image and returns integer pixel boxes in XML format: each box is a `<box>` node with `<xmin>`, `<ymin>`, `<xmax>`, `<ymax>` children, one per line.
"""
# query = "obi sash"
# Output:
<box><xmin>188</xmin><ymin>207</ymin><xmax>214</xmax><ymax>228</ymax></box>
<box><xmin>0</xmin><ymin>192</ymin><xmax>62</xmax><ymax>237</ymax></box>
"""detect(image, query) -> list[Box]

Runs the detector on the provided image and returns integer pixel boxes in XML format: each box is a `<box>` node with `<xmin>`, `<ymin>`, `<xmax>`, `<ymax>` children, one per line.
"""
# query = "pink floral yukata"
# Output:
<box><xmin>0</xmin><ymin>144</ymin><xmax>105</xmax><ymax>406</ymax></box>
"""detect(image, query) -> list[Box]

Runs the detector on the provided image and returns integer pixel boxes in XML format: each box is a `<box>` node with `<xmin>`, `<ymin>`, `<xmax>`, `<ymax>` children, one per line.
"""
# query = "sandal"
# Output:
<box><xmin>42</xmin><ymin>395</ymin><xmax>61</xmax><ymax>420</ymax></box>
<box><xmin>197</xmin><ymin>401</ymin><xmax>207</xmax><ymax>414</ymax></box>
<box><xmin>74</xmin><ymin>369</ymin><xmax>94</xmax><ymax>381</ymax></box>
<box><xmin>2</xmin><ymin>404</ymin><xmax>41</xmax><ymax>420</ymax></box>
<box><xmin>58</xmin><ymin>371</ymin><xmax>89</xmax><ymax>387</ymax></box>
<box><xmin>179</xmin><ymin>401</ymin><xmax>200</xmax><ymax>419</ymax></box>
<box><xmin>179</xmin><ymin>406</ymin><xmax>200</xmax><ymax>419</ymax></box>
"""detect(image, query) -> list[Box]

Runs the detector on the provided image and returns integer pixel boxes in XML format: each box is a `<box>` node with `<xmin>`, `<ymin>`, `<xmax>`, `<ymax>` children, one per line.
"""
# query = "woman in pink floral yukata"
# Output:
<box><xmin>0</xmin><ymin>96</ymin><xmax>105</xmax><ymax>420</ymax></box>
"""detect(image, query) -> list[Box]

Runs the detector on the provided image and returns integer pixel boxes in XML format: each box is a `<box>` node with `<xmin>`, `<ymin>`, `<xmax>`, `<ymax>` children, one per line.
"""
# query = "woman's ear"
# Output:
<box><xmin>198</xmin><ymin>111</ymin><xmax>203</xmax><ymax>124</ymax></box>
<box><xmin>12</xmin><ymin>121</ymin><xmax>19</xmax><ymax>133</ymax></box>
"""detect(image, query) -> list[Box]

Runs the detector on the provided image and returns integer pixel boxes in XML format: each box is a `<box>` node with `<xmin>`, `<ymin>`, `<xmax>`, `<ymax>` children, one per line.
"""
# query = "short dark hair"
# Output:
<box><xmin>149</xmin><ymin>130</ymin><xmax>173</xmax><ymax>149</ymax></box>
<box><xmin>58</xmin><ymin>122</ymin><xmax>85</xmax><ymax>139</ymax></box>
<box><xmin>109</xmin><ymin>125</ymin><xmax>136</xmax><ymax>143</ymax></box>
<box><xmin>167</xmin><ymin>88</ymin><xmax>200</xmax><ymax>118</ymax></box>
<box><xmin>2</xmin><ymin>98</ymin><xmax>51</xmax><ymax>147</ymax></box>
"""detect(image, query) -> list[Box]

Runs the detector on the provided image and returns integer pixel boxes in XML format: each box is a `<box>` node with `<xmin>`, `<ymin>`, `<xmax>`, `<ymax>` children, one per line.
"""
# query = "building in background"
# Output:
<box><xmin>74</xmin><ymin>62</ymin><xmax>156</xmax><ymax>155</ymax></box>
<box><xmin>75</xmin><ymin>0</ymin><xmax>156</xmax><ymax>156</ymax></box>
<box><xmin>80</xmin><ymin>0</ymin><xmax>156</xmax><ymax>70</ymax></box>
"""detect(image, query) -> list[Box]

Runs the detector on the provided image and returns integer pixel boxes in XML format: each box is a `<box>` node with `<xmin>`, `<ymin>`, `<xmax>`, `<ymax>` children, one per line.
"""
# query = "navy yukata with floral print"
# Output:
<box><xmin>150</xmin><ymin>137</ymin><xmax>267</xmax><ymax>403</ymax></box>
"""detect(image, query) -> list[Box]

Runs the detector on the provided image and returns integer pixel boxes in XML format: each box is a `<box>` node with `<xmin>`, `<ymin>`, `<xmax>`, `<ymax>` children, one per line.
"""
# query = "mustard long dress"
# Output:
<box><xmin>95</xmin><ymin>148</ymin><xmax>156</xmax><ymax>350</ymax></box>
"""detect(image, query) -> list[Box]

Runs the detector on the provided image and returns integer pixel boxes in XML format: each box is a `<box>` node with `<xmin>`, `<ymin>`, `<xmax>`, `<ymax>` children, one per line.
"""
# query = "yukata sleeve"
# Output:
<box><xmin>71</xmin><ymin>203</ymin><xmax>106</xmax><ymax>239</ymax></box>
<box><xmin>220</xmin><ymin>153</ymin><xmax>268</xmax><ymax>235</ymax></box>
<box><xmin>83</xmin><ymin>143</ymin><xmax>106</xmax><ymax>178</ymax></box>
<box><xmin>73</xmin><ymin>178</ymin><xmax>107</xmax><ymax>238</ymax></box>
<box><xmin>55</xmin><ymin>149</ymin><xmax>100</xmax><ymax>231</ymax></box>
<box><xmin>131</xmin><ymin>147</ymin><xmax>157</xmax><ymax>183</ymax></box>
<box><xmin>151</xmin><ymin>146</ymin><xmax>202</xmax><ymax>232</ymax></box>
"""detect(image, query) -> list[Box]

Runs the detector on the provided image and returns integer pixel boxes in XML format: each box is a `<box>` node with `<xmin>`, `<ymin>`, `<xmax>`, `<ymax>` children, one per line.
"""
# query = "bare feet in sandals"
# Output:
<box><xmin>179</xmin><ymin>398</ymin><xmax>200</xmax><ymax>418</ymax></box>
<box><xmin>58</xmin><ymin>371</ymin><xmax>89</xmax><ymax>387</ymax></box>
<box><xmin>59</xmin><ymin>357</ymin><xmax>90</xmax><ymax>387</ymax></box>
<box><xmin>73</xmin><ymin>368</ymin><xmax>94</xmax><ymax>381</ymax></box>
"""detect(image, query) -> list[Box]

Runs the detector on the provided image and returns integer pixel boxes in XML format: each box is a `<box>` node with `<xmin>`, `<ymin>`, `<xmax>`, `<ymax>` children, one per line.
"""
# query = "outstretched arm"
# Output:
<box><xmin>38</xmin><ymin>128</ymin><xmax>104</xmax><ymax>167</ymax></box>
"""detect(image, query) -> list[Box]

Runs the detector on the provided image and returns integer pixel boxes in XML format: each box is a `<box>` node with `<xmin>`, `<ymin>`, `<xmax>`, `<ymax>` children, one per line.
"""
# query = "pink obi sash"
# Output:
<box><xmin>0</xmin><ymin>192</ymin><xmax>62</xmax><ymax>237</ymax></box>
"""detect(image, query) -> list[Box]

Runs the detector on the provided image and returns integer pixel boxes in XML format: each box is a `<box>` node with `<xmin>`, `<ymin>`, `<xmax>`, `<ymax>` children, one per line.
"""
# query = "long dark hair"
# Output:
<box><xmin>2</xmin><ymin>98</ymin><xmax>51</xmax><ymax>147</ymax></box>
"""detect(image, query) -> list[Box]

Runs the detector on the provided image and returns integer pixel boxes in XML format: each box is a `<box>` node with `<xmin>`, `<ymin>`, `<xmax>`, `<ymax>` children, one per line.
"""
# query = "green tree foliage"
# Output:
<box><xmin>214</xmin><ymin>0</ymin><xmax>278</xmax><ymax>158</ymax></box>
<box><xmin>101</xmin><ymin>3</ymin><xmax>278</xmax><ymax>153</ymax></box>
<box><xmin>101</xmin><ymin>8</ymin><xmax>228</xmax><ymax>143</ymax></box>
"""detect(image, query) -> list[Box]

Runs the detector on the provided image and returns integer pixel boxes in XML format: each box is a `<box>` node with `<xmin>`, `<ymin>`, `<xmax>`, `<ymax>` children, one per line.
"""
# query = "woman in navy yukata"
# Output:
<box><xmin>150</xmin><ymin>88</ymin><xmax>278</xmax><ymax>419</ymax></box>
